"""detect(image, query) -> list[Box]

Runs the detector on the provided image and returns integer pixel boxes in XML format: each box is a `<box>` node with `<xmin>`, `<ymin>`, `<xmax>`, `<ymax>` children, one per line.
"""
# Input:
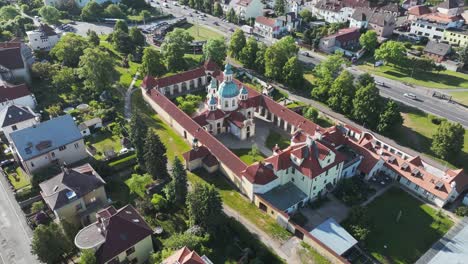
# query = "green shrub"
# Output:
<box><xmin>455</xmin><ymin>206</ymin><xmax>468</xmax><ymax>217</ymax></box>
<box><xmin>428</xmin><ymin>114</ymin><xmax>446</xmax><ymax>125</ymax></box>
<box><xmin>15</xmin><ymin>186</ymin><xmax>40</xmax><ymax>202</ymax></box>
<box><xmin>31</xmin><ymin>201</ymin><xmax>44</xmax><ymax>213</ymax></box>
<box><xmin>108</xmin><ymin>153</ymin><xmax>137</xmax><ymax>170</ymax></box>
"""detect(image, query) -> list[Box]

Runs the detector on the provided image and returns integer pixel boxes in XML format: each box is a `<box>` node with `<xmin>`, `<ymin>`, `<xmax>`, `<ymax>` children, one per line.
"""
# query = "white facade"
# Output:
<box><xmin>235</xmin><ymin>0</ymin><xmax>264</xmax><ymax>19</ymax></box>
<box><xmin>26</xmin><ymin>30</ymin><xmax>60</xmax><ymax>51</ymax></box>
<box><xmin>105</xmin><ymin>236</ymin><xmax>153</xmax><ymax>264</ymax></box>
<box><xmin>410</xmin><ymin>19</ymin><xmax>464</xmax><ymax>40</ymax></box>
<box><xmin>310</xmin><ymin>6</ymin><xmax>354</xmax><ymax>23</ymax></box>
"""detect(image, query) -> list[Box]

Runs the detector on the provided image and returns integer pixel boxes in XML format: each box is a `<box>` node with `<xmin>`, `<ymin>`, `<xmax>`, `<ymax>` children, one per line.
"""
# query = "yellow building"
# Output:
<box><xmin>443</xmin><ymin>28</ymin><xmax>468</xmax><ymax>47</ymax></box>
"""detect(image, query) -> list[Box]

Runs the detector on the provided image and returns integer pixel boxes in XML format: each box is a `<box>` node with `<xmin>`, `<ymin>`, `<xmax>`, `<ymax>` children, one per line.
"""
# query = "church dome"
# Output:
<box><xmin>218</xmin><ymin>81</ymin><xmax>239</xmax><ymax>98</ymax></box>
<box><xmin>240</xmin><ymin>86</ymin><xmax>248</xmax><ymax>95</ymax></box>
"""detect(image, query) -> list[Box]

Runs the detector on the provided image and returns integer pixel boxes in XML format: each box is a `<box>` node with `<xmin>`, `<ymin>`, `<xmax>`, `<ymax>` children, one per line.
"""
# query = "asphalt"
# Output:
<box><xmin>0</xmin><ymin>171</ymin><xmax>39</xmax><ymax>264</ymax></box>
<box><xmin>153</xmin><ymin>1</ymin><xmax>468</xmax><ymax>127</ymax></box>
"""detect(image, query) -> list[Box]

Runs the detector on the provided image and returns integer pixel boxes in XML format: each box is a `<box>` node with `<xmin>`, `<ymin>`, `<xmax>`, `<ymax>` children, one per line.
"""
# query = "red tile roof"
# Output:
<box><xmin>256</xmin><ymin>16</ymin><xmax>277</xmax><ymax>27</ymax></box>
<box><xmin>143</xmin><ymin>67</ymin><xmax>206</xmax><ymax>88</ymax></box>
<box><xmin>163</xmin><ymin>246</ymin><xmax>205</xmax><ymax>264</ymax></box>
<box><xmin>323</xmin><ymin>27</ymin><xmax>360</xmax><ymax>43</ymax></box>
<box><xmin>227</xmin><ymin>111</ymin><xmax>246</xmax><ymax>128</ymax></box>
<box><xmin>0</xmin><ymin>42</ymin><xmax>24</xmax><ymax>70</ymax></box>
<box><xmin>204</xmin><ymin>59</ymin><xmax>220</xmax><ymax>72</ymax></box>
<box><xmin>182</xmin><ymin>146</ymin><xmax>210</xmax><ymax>162</ymax></box>
<box><xmin>202</xmin><ymin>154</ymin><xmax>219</xmax><ymax>167</ymax></box>
<box><xmin>242</xmin><ymin>162</ymin><xmax>278</xmax><ymax>184</ymax></box>
<box><xmin>0</xmin><ymin>81</ymin><xmax>32</xmax><ymax>103</ymax></box>
<box><xmin>408</xmin><ymin>5</ymin><xmax>431</xmax><ymax>16</ymax></box>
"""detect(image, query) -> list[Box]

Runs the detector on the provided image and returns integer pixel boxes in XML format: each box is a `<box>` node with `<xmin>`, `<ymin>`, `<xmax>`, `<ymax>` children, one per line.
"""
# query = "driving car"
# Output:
<box><xmin>375</xmin><ymin>80</ymin><xmax>386</xmax><ymax>87</ymax></box>
<box><xmin>403</xmin><ymin>93</ymin><xmax>417</xmax><ymax>100</ymax></box>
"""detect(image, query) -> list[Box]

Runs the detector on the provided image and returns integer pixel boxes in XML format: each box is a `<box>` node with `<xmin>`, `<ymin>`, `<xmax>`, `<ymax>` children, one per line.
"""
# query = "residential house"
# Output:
<box><xmin>443</xmin><ymin>27</ymin><xmax>468</xmax><ymax>47</ymax></box>
<box><xmin>224</xmin><ymin>0</ymin><xmax>264</xmax><ymax>20</ymax></box>
<box><xmin>319</xmin><ymin>27</ymin><xmax>361</xmax><ymax>55</ymax></box>
<box><xmin>309</xmin><ymin>0</ymin><xmax>355</xmax><ymax>23</ymax></box>
<box><xmin>26</xmin><ymin>24</ymin><xmax>60</xmax><ymax>51</ymax></box>
<box><xmin>39</xmin><ymin>163</ymin><xmax>107</xmax><ymax>226</ymax></box>
<box><xmin>437</xmin><ymin>0</ymin><xmax>464</xmax><ymax>17</ymax></box>
<box><xmin>423</xmin><ymin>40</ymin><xmax>451</xmax><ymax>62</ymax></box>
<box><xmin>0</xmin><ymin>104</ymin><xmax>39</xmax><ymax>142</ymax></box>
<box><xmin>407</xmin><ymin>5</ymin><xmax>432</xmax><ymax>21</ymax></box>
<box><xmin>74</xmin><ymin>205</ymin><xmax>154</xmax><ymax>264</ymax></box>
<box><xmin>350</xmin><ymin>8</ymin><xmax>396</xmax><ymax>38</ymax></box>
<box><xmin>78</xmin><ymin>117</ymin><xmax>103</xmax><ymax>137</ymax></box>
<box><xmin>162</xmin><ymin>246</ymin><xmax>213</xmax><ymax>264</ymax></box>
<box><xmin>254</xmin><ymin>16</ymin><xmax>287</xmax><ymax>38</ymax></box>
<box><xmin>410</xmin><ymin>17</ymin><xmax>464</xmax><ymax>40</ymax></box>
<box><xmin>278</xmin><ymin>12</ymin><xmax>301</xmax><ymax>32</ymax></box>
<box><xmin>10</xmin><ymin>114</ymin><xmax>88</xmax><ymax>174</ymax></box>
<box><xmin>0</xmin><ymin>80</ymin><xmax>37</xmax><ymax>111</ymax></box>
<box><xmin>286</xmin><ymin>0</ymin><xmax>304</xmax><ymax>15</ymax></box>
<box><xmin>43</xmin><ymin>0</ymin><xmax>121</xmax><ymax>8</ymax></box>
<box><xmin>0</xmin><ymin>40</ymin><xmax>34</xmax><ymax>82</ymax></box>
<box><xmin>401</xmin><ymin>0</ymin><xmax>420</xmax><ymax>10</ymax></box>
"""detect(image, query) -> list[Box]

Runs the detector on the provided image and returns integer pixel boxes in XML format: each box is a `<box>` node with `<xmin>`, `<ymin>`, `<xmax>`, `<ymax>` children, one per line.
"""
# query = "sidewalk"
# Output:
<box><xmin>124</xmin><ymin>72</ymin><xmax>140</xmax><ymax>120</ymax></box>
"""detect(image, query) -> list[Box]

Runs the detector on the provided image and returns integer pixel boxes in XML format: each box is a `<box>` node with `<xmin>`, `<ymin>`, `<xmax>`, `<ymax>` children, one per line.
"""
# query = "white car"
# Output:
<box><xmin>404</xmin><ymin>93</ymin><xmax>417</xmax><ymax>100</ymax></box>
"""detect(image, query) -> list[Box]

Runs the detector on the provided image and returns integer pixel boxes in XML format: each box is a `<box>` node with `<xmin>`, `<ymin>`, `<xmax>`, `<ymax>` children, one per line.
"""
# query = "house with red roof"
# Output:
<box><xmin>0</xmin><ymin>79</ymin><xmax>37</xmax><ymax>111</ymax></box>
<box><xmin>0</xmin><ymin>40</ymin><xmax>34</xmax><ymax>82</ymax></box>
<box><xmin>162</xmin><ymin>246</ymin><xmax>213</xmax><ymax>264</ymax></box>
<box><xmin>319</xmin><ymin>28</ymin><xmax>363</xmax><ymax>57</ymax></box>
<box><xmin>75</xmin><ymin>205</ymin><xmax>154</xmax><ymax>264</ymax></box>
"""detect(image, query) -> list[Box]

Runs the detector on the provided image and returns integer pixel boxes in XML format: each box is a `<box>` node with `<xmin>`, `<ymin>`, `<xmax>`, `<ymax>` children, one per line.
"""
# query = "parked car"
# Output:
<box><xmin>302</xmin><ymin>51</ymin><xmax>310</xmax><ymax>57</ymax></box>
<box><xmin>404</xmin><ymin>93</ymin><xmax>417</xmax><ymax>100</ymax></box>
<box><xmin>0</xmin><ymin>159</ymin><xmax>14</xmax><ymax>168</ymax></box>
<box><xmin>213</xmin><ymin>21</ymin><xmax>219</xmax><ymax>26</ymax></box>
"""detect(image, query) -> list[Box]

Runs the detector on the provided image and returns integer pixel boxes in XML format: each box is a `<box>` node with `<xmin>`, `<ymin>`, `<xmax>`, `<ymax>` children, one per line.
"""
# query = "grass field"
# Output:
<box><xmin>265</xmin><ymin>131</ymin><xmax>290</xmax><ymax>150</ymax></box>
<box><xmin>231</xmin><ymin>148</ymin><xmax>265</xmax><ymax>165</ymax></box>
<box><xmin>185</xmin><ymin>24</ymin><xmax>224</xmax><ymax>41</ymax></box>
<box><xmin>87</xmin><ymin>131</ymin><xmax>123</xmax><ymax>160</ymax></box>
<box><xmin>361</xmin><ymin>187</ymin><xmax>453</xmax><ymax>264</ymax></box>
<box><xmin>449</xmin><ymin>91</ymin><xmax>468</xmax><ymax>105</ymax></box>
<box><xmin>6</xmin><ymin>166</ymin><xmax>30</xmax><ymax>190</ymax></box>
<box><xmin>359</xmin><ymin>64</ymin><xmax>468</xmax><ymax>89</ymax></box>
<box><xmin>298</xmin><ymin>242</ymin><xmax>331</xmax><ymax>264</ymax></box>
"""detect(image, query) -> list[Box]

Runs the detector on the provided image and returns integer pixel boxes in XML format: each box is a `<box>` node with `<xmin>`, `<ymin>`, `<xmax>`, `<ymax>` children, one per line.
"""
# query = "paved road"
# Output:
<box><xmin>153</xmin><ymin>1</ymin><xmax>468</xmax><ymax>127</ymax></box>
<box><xmin>0</xmin><ymin>172</ymin><xmax>39</xmax><ymax>264</ymax></box>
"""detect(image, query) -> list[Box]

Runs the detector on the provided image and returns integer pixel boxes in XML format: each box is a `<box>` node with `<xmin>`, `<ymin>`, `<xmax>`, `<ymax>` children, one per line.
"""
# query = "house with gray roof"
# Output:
<box><xmin>0</xmin><ymin>104</ymin><xmax>39</xmax><ymax>142</ymax></box>
<box><xmin>10</xmin><ymin>114</ymin><xmax>88</xmax><ymax>174</ymax></box>
<box><xmin>424</xmin><ymin>41</ymin><xmax>452</xmax><ymax>62</ymax></box>
<box><xmin>349</xmin><ymin>8</ymin><xmax>396</xmax><ymax>38</ymax></box>
<box><xmin>39</xmin><ymin>163</ymin><xmax>107</xmax><ymax>226</ymax></box>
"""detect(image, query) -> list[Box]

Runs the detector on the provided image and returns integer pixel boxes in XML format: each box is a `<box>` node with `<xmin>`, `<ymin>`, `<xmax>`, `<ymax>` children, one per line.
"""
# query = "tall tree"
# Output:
<box><xmin>352</xmin><ymin>83</ymin><xmax>381</xmax><ymax>129</ymax></box>
<box><xmin>374</xmin><ymin>41</ymin><xmax>406</xmax><ymax>66</ymax></box>
<box><xmin>79</xmin><ymin>249</ymin><xmax>96</xmax><ymax>264</ymax></box>
<box><xmin>431</xmin><ymin>121</ymin><xmax>465</xmax><ymax>161</ymax></box>
<box><xmin>327</xmin><ymin>70</ymin><xmax>356</xmax><ymax>114</ymax></box>
<box><xmin>104</xmin><ymin>4</ymin><xmax>125</xmax><ymax>18</ymax></box>
<box><xmin>144</xmin><ymin>130</ymin><xmax>168</xmax><ymax>179</ymax></box>
<box><xmin>359</xmin><ymin>30</ymin><xmax>378</xmax><ymax>53</ymax></box>
<box><xmin>141</xmin><ymin>47</ymin><xmax>166</xmax><ymax>77</ymax></box>
<box><xmin>303</xmin><ymin>107</ymin><xmax>319</xmax><ymax>122</ymax></box>
<box><xmin>0</xmin><ymin>5</ymin><xmax>19</xmax><ymax>20</ymax></box>
<box><xmin>52</xmin><ymin>66</ymin><xmax>77</xmax><ymax>94</ymax></box>
<box><xmin>357</xmin><ymin>73</ymin><xmax>374</xmax><ymax>88</ymax></box>
<box><xmin>203</xmin><ymin>37</ymin><xmax>227</xmax><ymax>66</ymax></box>
<box><xmin>80</xmin><ymin>1</ymin><xmax>103</xmax><ymax>21</ymax></box>
<box><xmin>226</xmin><ymin>8</ymin><xmax>236</xmax><ymax>23</ymax></box>
<box><xmin>213</xmin><ymin>2</ymin><xmax>223</xmax><ymax>17</ymax></box>
<box><xmin>274</xmin><ymin>0</ymin><xmax>286</xmax><ymax>15</ymax></box>
<box><xmin>457</xmin><ymin>45</ymin><xmax>468</xmax><ymax>65</ymax></box>
<box><xmin>265</xmin><ymin>45</ymin><xmax>287</xmax><ymax>80</ymax></box>
<box><xmin>377</xmin><ymin>100</ymin><xmax>403</xmax><ymax>135</ymax></box>
<box><xmin>129</xmin><ymin>27</ymin><xmax>145</xmax><ymax>47</ymax></box>
<box><xmin>314</xmin><ymin>52</ymin><xmax>348</xmax><ymax>80</ymax></box>
<box><xmin>254</xmin><ymin>43</ymin><xmax>267</xmax><ymax>74</ymax></box>
<box><xmin>129</xmin><ymin>112</ymin><xmax>148</xmax><ymax>168</ymax></box>
<box><xmin>171</xmin><ymin>157</ymin><xmax>188</xmax><ymax>205</ymax></box>
<box><xmin>127</xmin><ymin>173</ymin><xmax>153</xmax><ymax>198</ymax></box>
<box><xmin>186</xmin><ymin>183</ymin><xmax>222</xmax><ymax>230</ymax></box>
<box><xmin>31</xmin><ymin>223</ymin><xmax>73</xmax><ymax>264</ymax></box>
<box><xmin>39</xmin><ymin>6</ymin><xmax>61</xmax><ymax>24</ymax></box>
<box><xmin>86</xmin><ymin>30</ymin><xmax>100</xmax><ymax>46</ymax></box>
<box><xmin>78</xmin><ymin>47</ymin><xmax>118</xmax><ymax>93</ymax></box>
<box><xmin>299</xmin><ymin>9</ymin><xmax>313</xmax><ymax>23</ymax></box>
<box><xmin>114</xmin><ymin>19</ymin><xmax>129</xmax><ymax>33</ymax></box>
<box><xmin>240</xmin><ymin>37</ymin><xmax>258</xmax><ymax>69</ymax></box>
<box><xmin>50</xmin><ymin>33</ymin><xmax>90</xmax><ymax>67</ymax></box>
<box><xmin>283</xmin><ymin>56</ymin><xmax>303</xmax><ymax>89</ymax></box>
<box><xmin>229</xmin><ymin>29</ymin><xmax>246</xmax><ymax>59</ymax></box>
<box><xmin>161</xmin><ymin>28</ymin><xmax>194</xmax><ymax>72</ymax></box>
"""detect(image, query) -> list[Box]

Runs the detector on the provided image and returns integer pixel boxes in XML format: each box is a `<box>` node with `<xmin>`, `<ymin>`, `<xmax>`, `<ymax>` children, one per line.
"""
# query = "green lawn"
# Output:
<box><xmin>359</xmin><ymin>64</ymin><xmax>468</xmax><ymax>89</ymax></box>
<box><xmin>184</xmin><ymin>24</ymin><xmax>224</xmax><ymax>41</ymax></box>
<box><xmin>6</xmin><ymin>166</ymin><xmax>30</xmax><ymax>190</ymax></box>
<box><xmin>449</xmin><ymin>91</ymin><xmax>468</xmax><ymax>105</ymax></box>
<box><xmin>87</xmin><ymin>131</ymin><xmax>123</xmax><ymax>160</ymax></box>
<box><xmin>298</xmin><ymin>242</ymin><xmax>331</xmax><ymax>264</ymax></box>
<box><xmin>132</xmin><ymin>92</ymin><xmax>291</xmax><ymax>242</ymax></box>
<box><xmin>392</xmin><ymin>105</ymin><xmax>468</xmax><ymax>170</ymax></box>
<box><xmin>231</xmin><ymin>148</ymin><xmax>265</xmax><ymax>165</ymax></box>
<box><xmin>265</xmin><ymin>131</ymin><xmax>290</xmax><ymax>150</ymax></box>
<box><xmin>358</xmin><ymin>187</ymin><xmax>453</xmax><ymax>264</ymax></box>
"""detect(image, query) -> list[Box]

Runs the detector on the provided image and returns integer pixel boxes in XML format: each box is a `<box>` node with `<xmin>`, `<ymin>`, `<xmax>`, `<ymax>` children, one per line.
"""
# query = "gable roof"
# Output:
<box><xmin>310</xmin><ymin>217</ymin><xmax>358</xmax><ymax>255</ymax></box>
<box><xmin>424</xmin><ymin>41</ymin><xmax>451</xmax><ymax>56</ymax></box>
<box><xmin>0</xmin><ymin>104</ymin><xmax>36</xmax><ymax>127</ymax></box>
<box><xmin>323</xmin><ymin>28</ymin><xmax>360</xmax><ymax>43</ymax></box>
<box><xmin>142</xmin><ymin>67</ymin><xmax>206</xmax><ymax>89</ymax></box>
<box><xmin>39</xmin><ymin>163</ymin><xmax>105</xmax><ymax>210</ymax></box>
<box><xmin>242</xmin><ymin>162</ymin><xmax>278</xmax><ymax>184</ymax></box>
<box><xmin>10</xmin><ymin>114</ymin><xmax>83</xmax><ymax>160</ymax></box>
<box><xmin>0</xmin><ymin>41</ymin><xmax>24</xmax><ymax>70</ymax></box>
<box><xmin>0</xmin><ymin>80</ymin><xmax>32</xmax><ymax>103</ymax></box>
<box><xmin>438</xmin><ymin>0</ymin><xmax>462</xmax><ymax>9</ymax></box>
<box><xmin>162</xmin><ymin>246</ymin><xmax>206</xmax><ymax>264</ymax></box>
<box><xmin>256</xmin><ymin>16</ymin><xmax>276</xmax><ymax>27</ymax></box>
<box><xmin>408</xmin><ymin>5</ymin><xmax>432</xmax><ymax>16</ymax></box>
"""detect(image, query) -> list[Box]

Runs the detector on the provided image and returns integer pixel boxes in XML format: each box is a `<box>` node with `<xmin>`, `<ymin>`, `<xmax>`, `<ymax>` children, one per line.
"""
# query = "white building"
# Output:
<box><xmin>26</xmin><ymin>24</ymin><xmax>60</xmax><ymax>51</ymax></box>
<box><xmin>0</xmin><ymin>105</ymin><xmax>39</xmax><ymax>143</ymax></box>
<box><xmin>410</xmin><ymin>18</ymin><xmax>464</xmax><ymax>40</ymax></box>
<box><xmin>309</xmin><ymin>0</ymin><xmax>355</xmax><ymax>23</ymax></box>
<box><xmin>10</xmin><ymin>115</ymin><xmax>87</xmax><ymax>174</ymax></box>
<box><xmin>0</xmin><ymin>80</ymin><xmax>37</xmax><ymax>111</ymax></box>
<box><xmin>224</xmin><ymin>0</ymin><xmax>264</xmax><ymax>20</ymax></box>
<box><xmin>43</xmin><ymin>0</ymin><xmax>120</xmax><ymax>8</ymax></box>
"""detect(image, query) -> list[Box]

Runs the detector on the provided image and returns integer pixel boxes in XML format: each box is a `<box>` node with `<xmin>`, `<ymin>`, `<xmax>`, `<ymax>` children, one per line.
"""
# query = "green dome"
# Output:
<box><xmin>218</xmin><ymin>81</ymin><xmax>239</xmax><ymax>98</ymax></box>
<box><xmin>224</xmin><ymin>63</ymin><xmax>233</xmax><ymax>75</ymax></box>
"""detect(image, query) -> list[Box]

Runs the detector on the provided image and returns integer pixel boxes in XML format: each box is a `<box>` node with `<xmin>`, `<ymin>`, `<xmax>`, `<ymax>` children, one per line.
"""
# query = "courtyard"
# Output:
<box><xmin>348</xmin><ymin>187</ymin><xmax>454</xmax><ymax>264</ymax></box>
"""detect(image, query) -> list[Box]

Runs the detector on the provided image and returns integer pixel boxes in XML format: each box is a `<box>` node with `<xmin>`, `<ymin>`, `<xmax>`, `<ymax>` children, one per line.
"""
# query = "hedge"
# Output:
<box><xmin>108</xmin><ymin>153</ymin><xmax>137</xmax><ymax>171</ymax></box>
<box><xmin>106</xmin><ymin>151</ymin><xmax>135</xmax><ymax>163</ymax></box>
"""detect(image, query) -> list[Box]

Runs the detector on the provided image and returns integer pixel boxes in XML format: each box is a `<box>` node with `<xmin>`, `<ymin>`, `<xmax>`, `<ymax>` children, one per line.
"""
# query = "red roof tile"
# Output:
<box><xmin>204</xmin><ymin>59</ymin><xmax>220</xmax><ymax>72</ymax></box>
<box><xmin>0</xmin><ymin>42</ymin><xmax>24</xmax><ymax>69</ymax></box>
<box><xmin>163</xmin><ymin>246</ymin><xmax>205</xmax><ymax>264</ymax></box>
<box><xmin>256</xmin><ymin>16</ymin><xmax>276</xmax><ymax>27</ymax></box>
<box><xmin>242</xmin><ymin>162</ymin><xmax>278</xmax><ymax>184</ymax></box>
<box><xmin>144</xmin><ymin>67</ymin><xmax>206</xmax><ymax>88</ymax></box>
<box><xmin>408</xmin><ymin>5</ymin><xmax>432</xmax><ymax>16</ymax></box>
<box><xmin>202</xmin><ymin>154</ymin><xmax>219</xmax><ymax>167</ymax></box>
<box><xmin>182</xmin><ymin>146</ymin><xmax>210</xmax><ymax>161</ymax></box>
<box><xmin>0</xmin><ymin>81</ymin><xmax>32</xmax><ymax>103</ymax></box>
<box><xmin>227</xmin><ymin>111</ymin><xmax>246</xmax><ymax>128</ymax></box>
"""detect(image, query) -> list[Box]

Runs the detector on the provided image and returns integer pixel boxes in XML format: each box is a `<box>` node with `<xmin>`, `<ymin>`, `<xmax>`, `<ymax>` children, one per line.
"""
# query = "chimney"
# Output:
<box><xmin>61</xmin><ymin>162</ymin><xmax>70</xmax><ymax>174</ymax></box>
<box><xmin>192</xmin><ymin>138</ymin><xmax>199</xmax><ymax>151</ymax></box>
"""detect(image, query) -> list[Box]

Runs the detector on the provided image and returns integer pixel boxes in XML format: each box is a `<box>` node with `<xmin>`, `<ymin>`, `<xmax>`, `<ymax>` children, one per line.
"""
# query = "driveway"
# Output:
<box><xmin>300</xmin><ymin>195</ymin><xmax>350</xmax><ymax>231</ymax></box>
<box><xmin>70</xmin><ymin>22</ymin><xmax>115</xmax><ymax>36</ymax></box>
<box><xmin>0</xmin><ymin>172</ymin><xmax>39</xmax><ymax>264</ymax></box>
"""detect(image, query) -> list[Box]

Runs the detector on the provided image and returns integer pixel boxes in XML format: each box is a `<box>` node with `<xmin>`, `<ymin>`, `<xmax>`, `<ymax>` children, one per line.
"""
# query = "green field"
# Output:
<box><xmin>185</xmin><ymin>24</ymin><xmax>224</xmax><ymax>41</ymax></box>
<box><xmin>6</xmin><ymin>166</ymin><xmax>30</xmax><ymax>190</ymax></box>
<box><xmin>231</xmin><ymin>148</ymin><xmax>265</xmax><ymax>165</ymax></box>
<box><xmin>359</xmin><ymin>64</ymin><xmax>468</xmax><ymax>89</ymax></box>
<box><xmin>87</xmin><ymin>131</ymin><xmax>123</xmax><ymax>159</ymax></box>
<box><xmin>449</xmin><ymin>91</ymin><xmax>468</xmax><ymax>105</ymax></box>
<box><xmin>361</xmin><ymin>188</ymin><xmax>453</xmax><ymax>264</ymax></box>
<box><xmin>265</xmin><ymin>131</ymin><xmax>290</xmax><ymax>150</ymax></box>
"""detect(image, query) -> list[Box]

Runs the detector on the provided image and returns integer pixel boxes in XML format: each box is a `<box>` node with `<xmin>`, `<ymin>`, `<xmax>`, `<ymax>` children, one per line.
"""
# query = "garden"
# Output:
<box><xmin>333</xmin><ymin>176</ymin><xmax>376</xmax><ymax>206</ymax></box>
<box><xmin>231</xmin><ymin>146</ymin><xmax>265</xmax><ymax>165</ymax></box>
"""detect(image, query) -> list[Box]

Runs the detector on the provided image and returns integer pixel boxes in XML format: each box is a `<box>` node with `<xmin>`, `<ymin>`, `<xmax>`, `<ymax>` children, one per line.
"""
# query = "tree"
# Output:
<box><xmin>350</xmin><ymin>225</ymin><xmax>370</xmax><ymax>241</ymax></box>
<box><xmin>457</xmin><ymin>45</ymin><xmax>468</xmax><ymax>65</ymax></box>
<box><xmin>274</xmin><ymin>0</ymin><xmax>286</xmax><ymax>15</ymax></box>
<box><xmin>61</xmin><ymin>220</ymin><xmax>80</xmax><ymax>245</ymax></box>
<box><xmin>144</xmin><ymin>130</ymin><xmax>168</xmax><ymax>179</ymax></box>
<box><xmin>431</xmin><ymin>121</ymin><xmax>465</xmax><ymax>161</ymax></box>
<box><xmin>141</xmin><ymin>47</ymin><xmax>166</xmax><ymax>77</ymax></box>
<box><xmin>357</xmin><ymin>73</ymin><xmax>374</xmax><ymax>88</ymax></box>
<box><xmin>226</xmin><ymin>8</ymin><xmax>236</xmax><ymax>23</ymax></box>
<box><xmin>186</xmin><ymin>183</ymin><xmax>222</xmax><ymax>230</ymax></box>
<box><xmin>31</xmin><ymin>61</ymin><xmax>60</xmax><ymax>80</ymax></box>
<box><xmin>327</xmin><ymin>70</ymin><xmax>355</xmax><ymax>114</ymax></box>
<box><xmin>283</xmin><ymin>56</ymin><xmax>303</xmax><ymax>89</ymax></box>
<box><xmin>213</xmin><ymin>2</ymin><xmax>223</xmax><ymax>17</ymax></box>
<box><xmin>39</xmin><ymin>6</ymin><xmax>61</xmax><ymax>24</ymax></box>
<box><xmin>299</xmin><ymin>9</ymin><xmax>313</xmax><ymax>23</ymax></box>
<box><xmin>31</xmin><ymin>201</ymin><xmax>44</xmax><ymax>213</ymax></box>
<box><xmin>140</xmin><ymin>10</ymin><xmax>151</xmax><ymax>22</ymax></box>
<box><xmin>79</xmin><ymin>249</ymin><xmax>96</xmax><ymax>264</ymax></box>
<box><xmin>240</xmin><ymin>37</ymin><xmax>258</xmax><ymax>69</ymax></box>
<box><xmin>31</xmin><ymin>223</ymin><xmax>73</xmax><ymax>264</ymax></box>
<box><xmin>0</xmin><ymin>5</ymin><xmax>19</xmax><ymax>20</ymax></box>
<box><xmin>129</xmin><ymin>112</ymin><xmax>148</xmax><ymax>167</ymax></box>
<box><xmin>127</xmin><ymin>173</ymin><xmax>153</xmax><ymax>198</ymax></box>
<box><xmin>78</xmin><ymin>47</ymin><xmax>117</xmax><ymax>93</ymax></box>
<box><xmin>52</xmin><ymin>66</ymin><xmax>77</xmax><ymax>93</ymax></box>
<box><xmin>359</xmin><ymin>30</ymin><xmax>378</xmax><ymax>53</ymax></box>
<box><xmin>87</xmin><ymin>30</ymin><xmax>100</xmax><ymax>46</ymax></box>
<box><xmin>129</xmin><ymin>27</ymin><xmax>145</xmax><ymax>47</ymax></box>
<box><xmin>374</xmin><ymin>41</ymin><xmax>406</xmax><ymax>66</ymax></box>
<box><xmin>352</xmin><ymin>83</ymin><xmax>381</xmax><ymax>129</ymax></box>
<box><xmin>151</xmin><ymin>194</ymin><xmax>167</xmax><ymax>211</ymax></box>
<box><xmin>170</xmin><ymin>156</ymin><xmax>188</xmax><ymax>205</ymax></box>
<box><xmin>377</xmin><ymin>100</ymin><xmax>403</xmax><ymax>135</ymax></box>
<box><xmin>112</xmin><ymin>29</ymin><xmax>133</xmax><ymax>54</ymax></box>
<box><xmin>163</xmin><ymin>232</ymin><xmax>210</xmax><ymax>255</ymax></box>
<box><xmin>303</xmin><ymin>107</ymin><xmax>319</xmax><ymax>122</ymax></box>
<box><xmin>265</xmin><ymin>45</ymin><xmax>287</xmax><ymax>80</ymax></box>
<box><xmin>104</xmin><ymin>4</ymin><xmax>125</xmax><ymax>18</ymax></box>
<box><xmin>314</xmin><ymin>52</ymin><xmax>348</xmax><ymax>80</ymax></box>
<box><xmin>51</xmin><ymin>33</ymin><xmax>90</xmax><ymax>67</ymax></box>
<box><xmin>254</xmin><ymin>43</ymin><xmax>267</xmax><ymax>74</ymax></box>
<box><xmin>229</xmin><ymin>29</ymin><xmax>246</xmax><ymax>59</ymax></box>
<box><xmin>80</xmin><ymin>1</ymin><xmax>103</xmax><ymax>21</ymax></box>
<box><xmin>114</xmin><ymin>19</ymin><xmax>129</xmax><ymax>33</ymax></box>
<box><xmin>203</xmin><ymin>37</ymin><xmax>227</xmax><ymax>66</ymax></box>
<box><xmin>161</xmin><ymin>28</ymin><xmax>194</xmax><ymax>72</ymax></box>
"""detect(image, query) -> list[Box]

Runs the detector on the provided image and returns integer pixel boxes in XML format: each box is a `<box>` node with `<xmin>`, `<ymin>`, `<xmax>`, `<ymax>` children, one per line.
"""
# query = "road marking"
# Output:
<box><xmin>0</xmin><ymin>177</ymin><xmax>31</xmax><ymax>241</ymax></box>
